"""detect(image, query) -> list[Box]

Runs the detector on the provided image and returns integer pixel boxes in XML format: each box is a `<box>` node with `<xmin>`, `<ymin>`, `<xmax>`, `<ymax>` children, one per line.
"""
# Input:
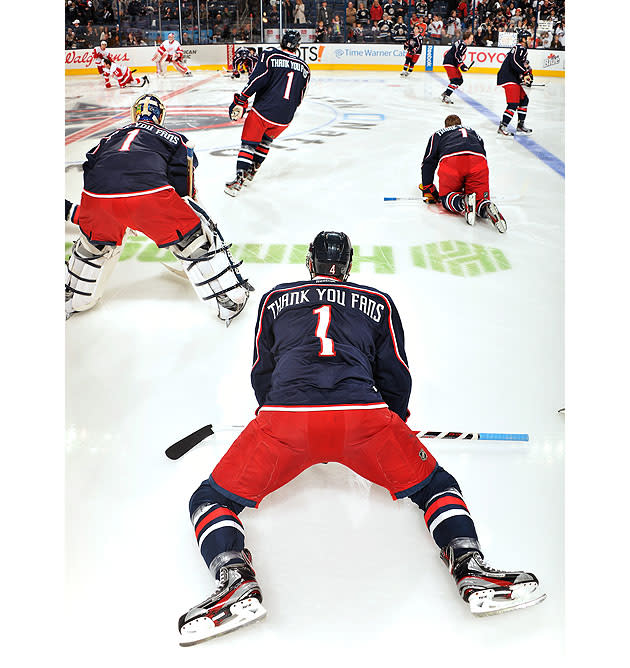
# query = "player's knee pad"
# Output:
<box><xmin>65</xmin><ymin>231</ymin><xmax>125</xmax><ymax>317</ymax></box>
<box><xmin>407</xmin><ymin>466</ymin><xmax>461</xmax><ymax>511</ymax></box>
<box><xmin>506</xmin><ymin>102</ymin><xmax>518</xmax><ymax>111</ymax></box>
<box><xmin>170</xmin><ymin>197</ymin><xmax>254</xmax><ymax>322</ymax></box>
<box><xmin>189</xmin><ymin>479</ymin><xmax>245</xmax><ymax>518</ymax></box>
<box><xmin>521</xmin><ymin>94</ymin><xmax>529</xmax><ymax>107</ymax></box>
<box><xmin>452</xmin><ymin>76</ymin><xmax>463</xmax><ymax>86</ymax></box>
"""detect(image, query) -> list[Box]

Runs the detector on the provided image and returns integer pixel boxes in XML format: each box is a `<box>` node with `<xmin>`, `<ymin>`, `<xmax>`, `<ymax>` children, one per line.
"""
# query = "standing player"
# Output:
<box><xmin>401</xmin><ymin>24</ymin><xmax>423</xmax><ymax>77</ymax></box>
<box><xmin>153</xmin><ymin>32</ymin><xmax>193</xmax><ymax>77</ymax></box>
<box><xmin>65</xmin><ymin>94</ymin><xmax>253</xmax><ymax>323</ymax></box>
<box><xmin>92</xmin><ymin>39</ymin><xmax>113</xmax><ymax>87</ymax></box>
<box><xmin>231</xmin><ymin>47</ymin><xmax>258</xmax><ymax>79</ymax></box>
<box><xmin>103</xmin><ymin>57</ymin><xmax>148</xmax><ymax>88</ymax></box>
<box><xmin>420</xmin><ymin>114</ymin><xmax>507</xmax><ymax>232</ymax></box>
<box><xmin>224</xmin><ymin>30</ymin><xmax>310</xmax><ymax>196</ymax></box>
<box><xmin>440</xmin><ymin>29</ymin><xmax>474</xmax><ymax>104</ymax></box>
<box><xmin>177</xmin><ymin>230</ymin><xmax>545</xmax><ymax>646</ymax></box>
<box><xmin>497</xmin><ymin>29</ymin><xmax>533</xmax><ymax>136</ymax></box>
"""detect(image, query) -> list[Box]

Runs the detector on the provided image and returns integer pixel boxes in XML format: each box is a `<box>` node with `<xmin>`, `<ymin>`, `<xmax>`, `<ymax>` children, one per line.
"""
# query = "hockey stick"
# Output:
<box><xmin>165</xmin><ymin>424</ymin><xmax>215</xmax><ymax>460</ymax></box>
<box><xmin>186</xmin><ymin>142</ymin><xmax>195</xmax><ymax>199</ymax></box>
<box><xmin>160</xmin><ymin>261</ymin><xmax>187</xmax><ymax>279</ymax></box>
<box><xmin>165</xmin><ymin>424</ymin><xmax>529</xmax><ymax>460</ymax></box>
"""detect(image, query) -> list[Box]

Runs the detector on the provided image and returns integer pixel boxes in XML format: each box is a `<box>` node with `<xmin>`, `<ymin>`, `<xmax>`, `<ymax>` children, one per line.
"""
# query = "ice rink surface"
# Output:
<box><xmin>65</xmin><ymin>68</ymin><xmax>564</xmax><ymax>666</ymax></box>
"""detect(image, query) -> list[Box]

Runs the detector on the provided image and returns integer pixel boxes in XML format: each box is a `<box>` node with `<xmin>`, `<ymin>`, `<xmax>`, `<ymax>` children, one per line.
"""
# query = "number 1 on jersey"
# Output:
<box><xmin>283</xmin><ymin>71</ymin><xmax>295</xmax><ymax>100</ymax></box>
<box><xmin>312</xmin><ymin>305</ymin><xmax>336</xmax><ymax>357</ymax></box>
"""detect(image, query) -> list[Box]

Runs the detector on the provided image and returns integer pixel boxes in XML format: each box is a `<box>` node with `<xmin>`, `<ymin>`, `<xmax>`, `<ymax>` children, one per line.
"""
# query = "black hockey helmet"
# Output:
<box><xmin>281</xmin><ymin>29</ymin><xmax>301</xmax><ymax>52</ymax></box>
<box><xmin>306</xmin><ymin>231</ymin><xmax>353</xmax><ymax>281</ymax></box>
<box><xmin>517</xmin><ymin>29</ymin><xmax>531</xmax><ymax>43</ymax></box>
<box><xmin>131</xmin><ymin>94</ymin><xmax>166</xmax><ymax>125</ymax></box>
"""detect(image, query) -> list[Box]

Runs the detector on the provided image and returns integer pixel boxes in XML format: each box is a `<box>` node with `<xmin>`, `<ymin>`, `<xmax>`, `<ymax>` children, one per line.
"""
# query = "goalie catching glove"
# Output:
<box><xmin>420</xmin><ymin>183</ymin><xmax>440</xmax><ymax>204</ymax></box>
<box><xmin>229</xmin><ymin>93</ymin><xmax>249</xmax><ymax>121</ymax></box>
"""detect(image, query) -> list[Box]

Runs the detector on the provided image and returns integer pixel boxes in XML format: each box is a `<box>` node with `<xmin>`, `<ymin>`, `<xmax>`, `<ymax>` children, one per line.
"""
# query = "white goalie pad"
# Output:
<box><xmin>170</xmin><ymin>197</ymin><xmax>254</xmax><ymax>325</ymax></box>
<box><xmin>65</xmin><ymin>232</ymin><xmax>126</xmax><ymax>319</ymax></box>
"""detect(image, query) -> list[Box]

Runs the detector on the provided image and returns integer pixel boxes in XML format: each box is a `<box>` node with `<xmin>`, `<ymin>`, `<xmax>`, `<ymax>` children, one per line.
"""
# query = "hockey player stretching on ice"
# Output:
<box><xmin>103</xmin><ymin>57</ymin><xmax>148</xmax><ymax>88</ymax></box>
<box><xmin>224</xmin><ymin>30</ymin><xmax>310</xmax><ymax>196</ymax></box>
<box><xmin>177</xmin><ymin>231</ymin><xmax>545</xmax><ymax>646</ymax></box>
<box><xmin>420</xmin><ymin>114</ymin><xmax>507</xmax><ymax>232</ymax></box>
<box><xmin>497</xmin><ymin>29</ymin><xmax>534</xmax><ymax>136</ymax></box>
<box><xmin>65</xmin><ymin>94</ymin><xmax>253</xmax><ymax>324</ymax></box>
<box><xmin>401</xmin><ymin>25</ymin><xmax>423</xmax><ymax>77</ymax></box>
<box><xmin>440</xmin><ymin>29</ymin><xmax>474</xmax><ymax>103</ymax></box>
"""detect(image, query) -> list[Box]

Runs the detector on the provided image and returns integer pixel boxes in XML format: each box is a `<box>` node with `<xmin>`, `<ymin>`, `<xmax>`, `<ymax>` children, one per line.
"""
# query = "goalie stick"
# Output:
<box><xmin>165</xmin><ymin>424</ymin><xmax>529</xmax><ymax>460</ymax></box>
<box><xmin>186</xmin><ymin>142</ymin><xmax>195</xmax><ymax>198</ymax></box>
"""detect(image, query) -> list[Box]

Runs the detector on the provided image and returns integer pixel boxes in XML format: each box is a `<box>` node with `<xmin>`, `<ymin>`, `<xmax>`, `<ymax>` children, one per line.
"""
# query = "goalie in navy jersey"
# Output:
<box><xmin>65</xmin><ymin>94</ymin><xmax>253</xmax><ymax>323</ymax></box>
<box><xmin>496</xmin><ymin>29</ymin><xmax>534</xmax><ymax>136</ymax></box>
<box><xmin>440</xmin><ymin>30</ymin><xmax>474</xmax><ymax>103</ymax></box>
<box><xmin>231</xmin><ymin>46</ymin><xmax>257</xmax><ymax>79</ymax></box>
<box><xmin>400</xmin><ymin>24</ymin><xmax>423</xmax><ymax>77</ymax></box>
<box><xmin>177</xmin><ymin>231</ymin><xmax>545</xmax><ymax>646</ymax></box>
<box><xmin>420</xmin><ymin>114</ymin><xmax>507</xmax><ymax>232</ymax></box>
<box><xmin>225</xmin><ymin>30</ymin><xmax>310</xmax><ymax>196</ymax></box>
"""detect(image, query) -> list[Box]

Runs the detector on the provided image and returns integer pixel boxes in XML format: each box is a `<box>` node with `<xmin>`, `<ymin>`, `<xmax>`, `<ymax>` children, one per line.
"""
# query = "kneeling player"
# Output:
<box><xmin>231</xmin><ymin>47</ymin><xmax>258</xmax><ymax>79</ymax></box>
<box><xmin>65</xmin><ymin>94</ymin><xmax>253</xmax><ymax>324</ymax></box>
<box><xmin>103</xmin><ymin>57</ymin><xmax>148</xmax><ymax>88</ymax></box>
<box><xmin>420</xmin><ymin>114</ymin><xmax>507</xmax><ymax>232</ymax></box>
<box><xmin>401</xmin><ymin>25</ymin><xmax>423</xmax><ymax>77</ymax></box>
<box><xmin>177</xmin><ymin>231</ymin><xmax>545</xmax><ymax>646</ymax></box>
<box><xmin>497</xmin><ymin>29</ymin><xmax>533</xmax><ymax>136</ymax></box>
<box><xmin>440</xmin><ymin>29</ymin><xmax>474</xmax><ymax>103</ymax></box>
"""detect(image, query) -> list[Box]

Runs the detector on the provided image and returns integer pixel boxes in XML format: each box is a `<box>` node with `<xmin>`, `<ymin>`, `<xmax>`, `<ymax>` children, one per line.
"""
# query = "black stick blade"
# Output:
<box><xmin>165</xmin><ymin>424</ymin><xmax>214</xmax><ymax>460</ymax></box>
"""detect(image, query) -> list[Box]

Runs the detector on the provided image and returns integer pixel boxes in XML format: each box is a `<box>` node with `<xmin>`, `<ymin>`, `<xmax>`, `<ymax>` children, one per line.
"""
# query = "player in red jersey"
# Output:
<box><xmin>153</xmin><ymin>32</ymin><xmax>193</xmax><ymax>77</ymax></box>
<box><xmin>103</xmin><ymin>57</ymin><xmax>148</xmax><ymax>88</ymax></box>
<box><xmin>176</xmin><ymin>230</ymin><xmax>545</xmax><ymax>646</ymax></box>
<box><xmin>92</xmin><ymin>40</ymin><xmax>113</xmax><ymax>87</ymax></box>
<box><xmin>420</xmin><ymin>114</ymin><xmax>507</xmax><ymax>232</ymax></box>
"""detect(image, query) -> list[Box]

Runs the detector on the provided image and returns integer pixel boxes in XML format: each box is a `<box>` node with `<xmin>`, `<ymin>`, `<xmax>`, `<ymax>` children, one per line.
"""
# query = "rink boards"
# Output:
<box><xmin>65</xmin><ymin>43</ymin><xmax>565</xmax><ymax>76</ymax></box>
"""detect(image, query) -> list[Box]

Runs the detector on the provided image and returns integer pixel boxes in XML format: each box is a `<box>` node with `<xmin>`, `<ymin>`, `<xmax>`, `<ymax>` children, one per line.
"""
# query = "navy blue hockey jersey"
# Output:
<box><xmin>443</xmin><ymin>39</ymin><xmax>467</xmax><ymax>67</ymax></box>
<box><xmin>241</xmin><ymin>47</ymin><xmax>310</xmax><ymax>125</ymax></box>
<box><xmin>497</xmin><ymin>44</ymin><xmax>530</xmax><ymax>85</ymax></box>
<box><xmin>405</xmin><ymin>34</ymin><xmax>423</xmax><ymax>55</ymax></box>
<box><xmin>250</xmin><ymin>276</ymin><xmax>412</xmax><ymax>421</ymax></box>
<box><xmin>421</xmin><ymin>124</ymin><xmax>486</xmax><ymax>187</ymax></box>
<box><xmin>82</xmin><ymin>121</ymin><xmax>198</xmax><ymax>196</ymax></box>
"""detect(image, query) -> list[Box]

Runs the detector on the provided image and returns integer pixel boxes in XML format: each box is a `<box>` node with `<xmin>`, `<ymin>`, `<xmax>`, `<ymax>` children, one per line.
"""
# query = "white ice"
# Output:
<box><xmin>65</xmin><ymin>69</ymin><xmax>564</xmax><ymax>666</ymax></box>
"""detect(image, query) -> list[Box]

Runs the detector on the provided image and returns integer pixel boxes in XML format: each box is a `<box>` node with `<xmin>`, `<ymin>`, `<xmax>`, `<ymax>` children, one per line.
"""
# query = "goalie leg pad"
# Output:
<box><xmin>65</xmin><ymin>232</ymin><xmax>125</xmax><ymax>317</ymax></box>
<box><xmin>170</xmin><ymin>197</ymin><xmax>254</xmax><ymax>323</ymax></box>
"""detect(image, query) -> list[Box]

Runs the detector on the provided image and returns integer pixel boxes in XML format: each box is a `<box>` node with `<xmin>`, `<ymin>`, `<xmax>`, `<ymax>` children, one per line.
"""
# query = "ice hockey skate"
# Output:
<box><xmin>178</xmin><ymin>552</ymin><xmax>266</xmax><ymax>646</ymax></box>
<box><xmin>216</xmin><ymin>286</ymin><xmax>253</xmax><ymax>326</ymax></box>
<box><xmin>497</xmin><ymin>123</ymin><xmax>513</xmax><ymax>137</ymax></box>
<box><xmin>516</xmin><ymin>123</ymin><xmax>533</xmax><ymax>134</ymax></box>
<box><xmin>224</xmin><ymin>171</ymin><xmax>245</xmax><ymax>196</ymax></box>
<box><xmin>400</xmin><ymin>71</ymin><xmax>409</xmax><ymax>77</ymax></box>
<box><xmin>441</xmin><ymin>93</ymin><xmax>454</xmax><ymax>104</ymax></box>
<box><xmin>463</xmin><ymin>192</ymin><xmax>476</xmax><ymax>226</ymax></box>
<box><xmin>184</xmin><ymin>70</ymin><xmax>193</xmax><ymax>77</ymax></box>
<box><xmin>242</xmin><ymin>164</ymin><xmax>260</xmax><ymax>187</ymax></box>
<box><xmin>441</xmin><ymin>540</ymin><xmax>546</xmax><ymax>616</ymax></box>
<box><xmin>479</xmin><ymin>201</ymin><xmax>507</xmax><ymax>233</ymax></box>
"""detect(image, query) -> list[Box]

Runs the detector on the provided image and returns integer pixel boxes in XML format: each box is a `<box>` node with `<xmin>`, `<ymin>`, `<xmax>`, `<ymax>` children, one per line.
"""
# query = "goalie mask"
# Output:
<box><xmin>306</xmin><ymin>231</ymin><xmax>353</xmax><ymax>281</ymax></box>
<box><xmin>280</xmin><ymin>29</ymin><xmax>301</xmax><ymax>52</ymax></box>
<box><xmin>131</xmin><ymin>94</ymin><xmax>166</xmax><ymax>125</ymax></box>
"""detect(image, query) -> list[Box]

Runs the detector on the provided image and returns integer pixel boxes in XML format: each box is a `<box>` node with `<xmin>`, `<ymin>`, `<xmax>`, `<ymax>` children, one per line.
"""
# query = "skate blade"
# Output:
<box><xmin>224</xmin><ymin>187</ymin><xmax>241</xmax><ymax>197</ymax></box>
<box><xmin>179</xmin><ymin>598</ymin><xmax>267</xmax><ymax>647</ymax></box>
<box><xmin>469</xmin><ymin>582</ymin><xmax>547</xmax><ymax>617</ymax></box>
<box><xmin>465</xmin><ymin>213</ymin><xmax>476</xmax><ymax>226</ymax></box>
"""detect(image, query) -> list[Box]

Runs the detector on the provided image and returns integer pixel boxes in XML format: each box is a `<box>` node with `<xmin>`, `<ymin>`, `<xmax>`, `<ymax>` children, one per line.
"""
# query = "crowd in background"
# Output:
<box><xmin>65</xmin><ymin>0</ymin><xmax>565</xmax><ymax>48</ymax></box>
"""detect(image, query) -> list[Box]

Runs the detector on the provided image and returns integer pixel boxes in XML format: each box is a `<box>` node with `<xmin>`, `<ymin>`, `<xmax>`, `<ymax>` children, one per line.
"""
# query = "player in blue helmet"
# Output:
<box><xmin>496</xmin><ymin>28</ymin><xmax>534</xmax><ymax>136</ymax></box>
<box><xmin>306</xmin><ymin>231</ymin><xmax>353</xmax><ymax>281</ymax></box>
<box><xmin>131</xmin><ymin>94</ymin><xmax>166</xmax><ymax>125</ymax></box>
<box><xmin>280</xmin><ymin>29</ymin><xmax>301</xmax><ymax>52</ymax></box>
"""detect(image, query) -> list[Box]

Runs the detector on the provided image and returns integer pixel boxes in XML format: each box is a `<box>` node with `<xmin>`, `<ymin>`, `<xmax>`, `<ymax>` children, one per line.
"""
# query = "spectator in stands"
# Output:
<box><xmin>370</xmin><ymin>0</ymin><xmax>383</xmax><ymax>23</ymax></box>
<box><xmin>66</xmin><ymin>27</ymin><xmax>76</xmax><ymax>49</ymax></box>
<box><xmin>474</xmin><ymin>23</ymin><xmax>488</xmax><ymax>46</ymax></box>
<box><xmin>392</xmin><ymin>0</ymin><xmax>405</xmax><ymax>21</ymax></box>
<box><xmin>368</xmin><ymin>20</ymin><xmax>380</xmax><ymax>40</ymax></box>
<box><xmin>331</xmin><ymin>15</ymin><xmax>342</xmax><ymax>41</ymax></box>
<box><xmin>416</xmin><ymin>0</ymin><xmax>428</xmax><ymax>16</ymax></box>
<box><xmin>456</xmin><ymin>1</ymin><xmax>468</xmax><ymax>20</ymax></box>
<box><xmin>182</xmin><ymin>31</ymin><xmax>192</xmax><ymax>45</ymax></box>
<box><xmin>66</xmin><ymin>1</ymin><xmax>79</xmax><ymax>27</ymax></box>
<box><xmin>318</xmin><ymin>1</ymin><xmax>332</xmax><ymax>28</ymax></box>
<box><xmin>539</xmin><ymin>0</ymin><xmax>553</xmax><ymax>20</ymax></box>
<box><xmin>383</xmin><ymin>1</ymin><xmax>396</xmax><ymax>20</ymax></box>
<box><xmin>540</xmin><ymin>30</ymin><xmax>552</xmax><ymax>48</ymax></box>
<box><xmin>128</xmin><ymin>0</ymin><xmax>142</xmax><ymax>24</ymax></box>
<box><xmin>352</xmin><ymin>22</ymin><xmax>364</xmax><ymax>41</ymax></box>
<box><xmin>356</xmin><ymin>2</ymin><xmax>370</xmax><ymax>26</ymax></box>
<box><xmin>84</xmin><ymin>22</ymin><xmax>99</xmax><ymax>47</ymax></box>
<box><xmin>347</xmin><ymin>1</ymin><xmax>357</xmax><ymax>29</ymax></box>
<box><xmin>445</xmin><ymin>10</ymin><xmax>461</xmax><ymax>41</ymax></box>
<box><xmin>510</xmin><ymin>8</ymin><xmax>523</xmax><ymax>28</ymax></box>
<box><xmin>555</xmin><ymin>20</ymin><xmax>565</xmax><ymax>47</ymax></box>
<box><xmin>377</xmin><ymin>15</ymin><xmax>394</xmax><ymax>41</ymax></box>
<box><xmin>427</xmin><ymin>14</ymin><xmax>443</xmax><ymax>44</ymax></box>
<box><xmin>282</xmin><ymin>0</ymin><xmax>294</xmax><ymax>25</ymax></box>
<box><xmin>294</xmin><ymin>0</ymin><xmax>306</xmax><ymax>24</ymax></box>
<box><xmin>316</xmin><ymin>20</ymin><xmax>327</xmax><ymax>42</ymax></box>
<box><xmin>267</xmin><ymin>5</ymin><xmax>280</xmax><ymax>26</ymax></box>
<box><xmin>391</xmin><ymin>16</ymin><xmax>408</xmax><ymax>42</ymax></box>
